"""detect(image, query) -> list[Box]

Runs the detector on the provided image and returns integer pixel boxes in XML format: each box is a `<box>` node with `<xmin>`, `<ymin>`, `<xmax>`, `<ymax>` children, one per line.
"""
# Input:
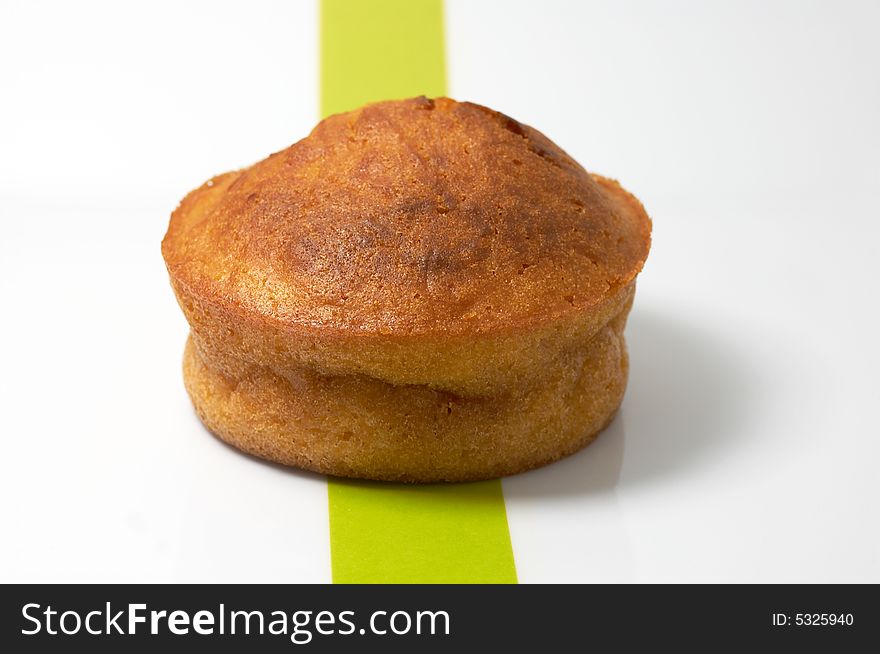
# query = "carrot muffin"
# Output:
<box><xmin>162</xmin><ymin>97</ymin><xmax>651</xmax><ymax>482</ymax></box>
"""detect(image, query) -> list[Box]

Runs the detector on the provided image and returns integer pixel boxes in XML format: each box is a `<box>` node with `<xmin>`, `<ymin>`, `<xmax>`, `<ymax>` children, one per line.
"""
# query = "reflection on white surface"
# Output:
<box><xmin>507</xmin><ymin>307</ymin><xmax>758</xmax><ymax>492</ymax></box>
<box><xmin>505</xmin><ymin>308</ymin><xmax>762</xmax><ymax>582</ymax></box>
<box><xmin>619</xmin><ymin>310</ymin><xmax>758</xmax><ymax>489</ymax></box>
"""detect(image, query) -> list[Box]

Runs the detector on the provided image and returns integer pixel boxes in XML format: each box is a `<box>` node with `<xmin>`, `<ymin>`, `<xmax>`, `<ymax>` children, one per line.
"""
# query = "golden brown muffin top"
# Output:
<box><xmin>162</xmin><ymin>97</ymin><xmax>651</xmax><ymax>338</ymax></box>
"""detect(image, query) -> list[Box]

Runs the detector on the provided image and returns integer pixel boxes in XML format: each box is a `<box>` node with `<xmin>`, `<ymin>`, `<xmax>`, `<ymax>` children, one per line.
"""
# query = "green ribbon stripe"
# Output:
<box><xmin>321</xmin><ymin>0</ymin><xmax>517</xmax><ymax>584</ymax></box>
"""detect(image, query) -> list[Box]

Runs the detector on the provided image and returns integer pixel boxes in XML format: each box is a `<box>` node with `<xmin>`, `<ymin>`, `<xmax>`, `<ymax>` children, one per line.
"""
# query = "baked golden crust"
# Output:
<box><xmin>182</xmin><ymin>288</ymin><xmax>631</xmax><ymax>482</ymax></box>
<box><xmin>162</xmin><ymin>97</ymin><xmax>651</xmax><ymax>481</ymax></box>
<box><xmin>162</xmin><ymin>97</ymin><xmax>649</xmax><ymax>337</ymax></box>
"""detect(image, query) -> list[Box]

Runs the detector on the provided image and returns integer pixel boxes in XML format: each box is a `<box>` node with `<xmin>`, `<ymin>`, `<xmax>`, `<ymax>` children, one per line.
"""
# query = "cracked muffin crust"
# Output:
<box><xmin>162</xmin><ymin>97</ymin><xmax>651</xmax><ymax>481</ymax></box>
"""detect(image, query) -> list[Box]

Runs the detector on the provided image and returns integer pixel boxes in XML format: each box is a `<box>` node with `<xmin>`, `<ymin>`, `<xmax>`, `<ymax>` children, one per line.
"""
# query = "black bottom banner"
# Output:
<box><xmin>1</xmin><ymin>584</ymin><xmax>876</xmax><ymax>651</ymax></box>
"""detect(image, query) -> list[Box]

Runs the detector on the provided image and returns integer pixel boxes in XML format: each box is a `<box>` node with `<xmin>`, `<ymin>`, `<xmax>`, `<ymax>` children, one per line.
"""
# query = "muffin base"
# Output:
<box><xmin>181</xmin><ymin>300</ymin><xmax>631</xmax><ymax>483</ymax></box>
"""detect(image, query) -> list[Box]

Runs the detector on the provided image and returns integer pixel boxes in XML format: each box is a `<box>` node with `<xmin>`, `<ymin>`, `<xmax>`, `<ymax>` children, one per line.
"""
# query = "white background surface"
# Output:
<box><xmin>1</xmin><ymin>0</ymin><xmax>878</xmax><ymax>582</ymax></box>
